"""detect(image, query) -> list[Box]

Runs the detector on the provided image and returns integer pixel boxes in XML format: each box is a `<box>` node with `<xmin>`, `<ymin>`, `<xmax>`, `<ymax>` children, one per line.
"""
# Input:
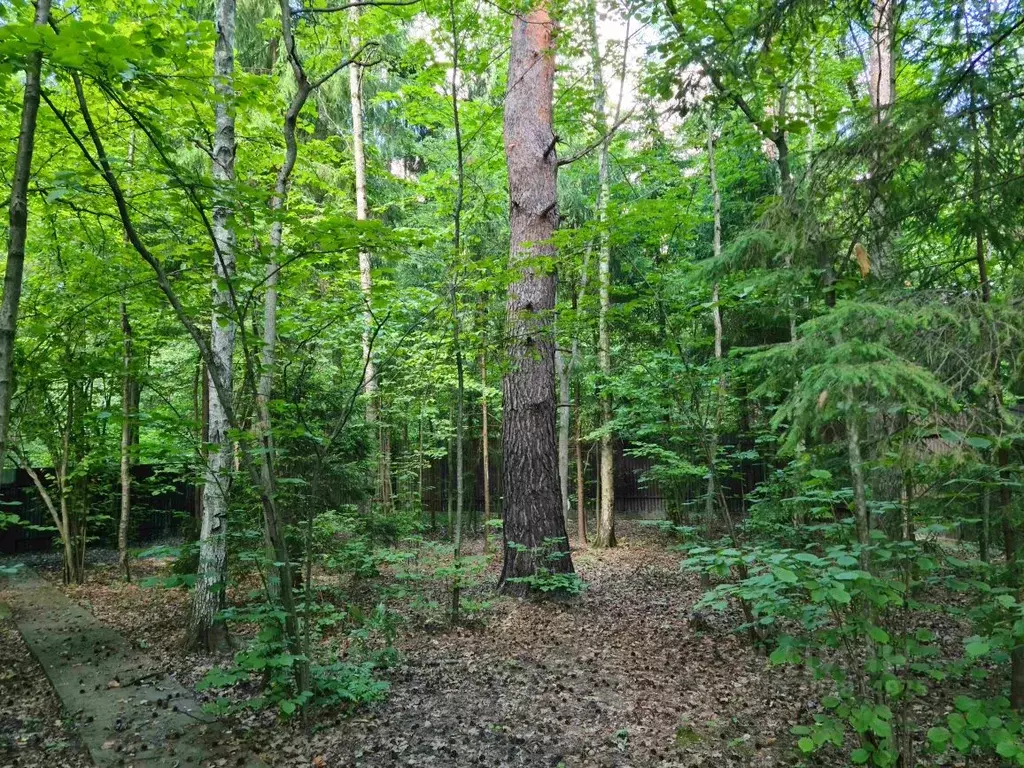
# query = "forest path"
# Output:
<box><xmin>307</xmin><ymin>525</ymin><xmax>811</xmax><ymax>767</ymax></box>
<box><xmin>1</xmin><ymin>567</ymin><xmax>262</xmax><ymax>768</ymax></box>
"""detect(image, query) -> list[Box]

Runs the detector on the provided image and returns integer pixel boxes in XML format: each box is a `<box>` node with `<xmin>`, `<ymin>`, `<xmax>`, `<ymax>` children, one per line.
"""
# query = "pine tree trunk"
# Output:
<box><xmin>0</xmin><ymin>0</ymin><xmax>52</xmax><ymax>472</ymax></box>
<box><xmin>499</xmin><ymin>1</ymin><xmax>573</xmax><ymax>593</ymax></box>
<box><xmin>187</xmin><ymin>0</ymin><xmax>237</xmax><ymax>651</ymax></box>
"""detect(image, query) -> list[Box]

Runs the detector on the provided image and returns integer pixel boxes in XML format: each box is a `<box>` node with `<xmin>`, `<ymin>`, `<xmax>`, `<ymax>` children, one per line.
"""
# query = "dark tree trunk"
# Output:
<box><xmin>499</xmin><ymin>1</ymin><xmax>573</xmax><ymax>594</ymax></box>
<box><xmin>0</xmin><ymin>0</ymin><xmax>52</xmax><ymax>470</ymax></box>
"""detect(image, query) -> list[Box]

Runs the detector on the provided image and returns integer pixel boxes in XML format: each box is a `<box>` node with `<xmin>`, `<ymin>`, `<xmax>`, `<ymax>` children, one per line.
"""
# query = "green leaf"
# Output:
<box><xmin>773</xmin><ymin>566</ymin><xmax>798</xmax><ymax>583</ymax></box>
<box><xmin>965</xmin><ymin>640</ymin><xmax>990</xmax><ymax>658</ymax></box>
<box><xmin>867</xmin><ymin>625</ymin><xmax>890</xmax><ymax>644</ymax></box>
<box><xmin>851</xmin><ymin>748</ymin><xmax>870</xmax><ymax>764</ymax></box>
<box><xmin>947</xmin><ymin>713</ymin><xmax>966</xmax><ymax>732</ymax></box>
<box><xmin>829</xmin><ymin>585</ymin><xmax>851</xmax><ymax>604</ymax></box>
<box><xmin>927</xmin><ymin>727</ymin><xmax>950</xmax><ymax>746</ymax></box>
<box><xmin>884</xmin><ymin>678</ymin><xmax>903</xmax><ymax>696</ymax></box>
<box><xmin>996</xmin><ymin>740</ymin><xmax>1019</xmax><ymax>758</ymax></box>
<box><xmin>797</xmin><ymin>737</ymin><xmax>814</xmax><ymax>753</ymax></box>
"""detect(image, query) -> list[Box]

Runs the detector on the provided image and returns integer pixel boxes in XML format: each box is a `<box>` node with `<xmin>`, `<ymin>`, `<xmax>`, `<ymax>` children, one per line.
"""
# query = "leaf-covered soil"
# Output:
<box><xmin>0</xmin><ymin>606</ymin><xmax>91</xmax><ymax>768</ymax></box>
<box><xmin>2</xmin><ymin>522</ymin><xmax>825</xmax><ymax>767</ymax></box>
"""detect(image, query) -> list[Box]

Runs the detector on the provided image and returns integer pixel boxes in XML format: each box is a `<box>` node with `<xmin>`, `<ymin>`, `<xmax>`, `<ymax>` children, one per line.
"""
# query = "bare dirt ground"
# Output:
<box><xmin>2</xmin><ymin>522</ymin><xmax>814</xmax><ymax>767</ymax></box>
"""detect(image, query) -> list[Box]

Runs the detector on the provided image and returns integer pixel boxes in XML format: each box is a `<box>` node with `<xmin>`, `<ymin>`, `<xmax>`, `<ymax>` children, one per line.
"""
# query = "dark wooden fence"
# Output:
<box><xmin>2</xmin><ymin>438</ymin><xmax>770</xmax><ymax>553</ymax></box>
<box><xmin>418</xmin><ymin>441</ymin><xmax>669</xmax><ymax>520</ymax></box>
<box><xmin>0</xmin><ymin>465</ymin><xmax>194</xmax><ymax>554</ymax></box>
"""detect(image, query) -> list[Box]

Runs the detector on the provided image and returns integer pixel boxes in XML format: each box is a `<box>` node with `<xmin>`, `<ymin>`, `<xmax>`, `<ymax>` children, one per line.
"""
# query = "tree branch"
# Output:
<box><xmin>557</xmin><ymin>109</ymin><xmax>634</xmax><ymax>168</ymax></box>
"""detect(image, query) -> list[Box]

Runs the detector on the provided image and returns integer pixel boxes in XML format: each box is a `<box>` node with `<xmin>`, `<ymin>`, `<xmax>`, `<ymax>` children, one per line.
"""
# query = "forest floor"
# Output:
<box><xmin>2</xmin><ymin>522</ymin><xmax>823</xmax><ymax>767</ymax></box>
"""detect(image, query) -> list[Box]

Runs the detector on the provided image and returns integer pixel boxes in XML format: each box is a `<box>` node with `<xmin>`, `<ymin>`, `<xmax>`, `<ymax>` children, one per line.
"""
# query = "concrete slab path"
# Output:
<box><xmin>2</xmin><ymin>568</ymin><xmax>263</xmax><ymax>767</ymax></box>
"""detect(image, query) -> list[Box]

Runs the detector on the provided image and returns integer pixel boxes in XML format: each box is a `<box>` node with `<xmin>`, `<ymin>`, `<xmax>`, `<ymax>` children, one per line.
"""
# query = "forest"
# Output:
<box><xmin>0</xmin><ymin>0</ymin><xmax>1022</xmax><ymax>763</ymax></box>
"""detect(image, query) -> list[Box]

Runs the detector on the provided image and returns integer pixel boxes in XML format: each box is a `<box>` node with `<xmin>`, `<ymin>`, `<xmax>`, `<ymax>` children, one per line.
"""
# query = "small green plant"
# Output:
<box><xmin>505</xmin><ymin>538</ymin><xmax>586</xmax><ymax>595</ymax></box>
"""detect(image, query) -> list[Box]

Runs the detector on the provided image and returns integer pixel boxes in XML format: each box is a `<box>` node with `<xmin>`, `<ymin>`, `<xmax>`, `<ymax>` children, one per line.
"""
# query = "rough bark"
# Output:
<box><xmin>187</xmin><ymin>0</ymin><xmax>237</xmax><ymax>651</ymax></box>
<box><xmin>499</xmin><ymin>1</ymin><xmax>574</xmax><ymax>592</ymax></box>
<box><xmin>0</xmin><ymin>0</ymin><xmax>52</xmax><ymax>473</ymax></box>
<box><xmin>118</xmin><ymin>303</ymin><xmax>135</xmax><ymax>582</ymax></box>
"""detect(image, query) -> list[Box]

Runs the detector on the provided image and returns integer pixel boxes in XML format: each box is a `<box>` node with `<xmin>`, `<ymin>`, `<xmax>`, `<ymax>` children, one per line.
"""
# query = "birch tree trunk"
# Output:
<box><xmin>499</xmin><ymin>0</ymin><xmax>574</xmax><ymax>592</ymax></box>
<box><xmin>0</xmin><ymin>0</ymin><xmax>52</xmax><ymax>472</ymax></box>
<box><xmin>588</xmin><ymin>0</ymin><xmax>626</xmax><ymax>549</ymax></box>
<box><xmin>867</xmin><ymin>0</ymin><xmax>896</xmax><ymax>277</ymax></box>
<box><xmin>480</xmin><ymin>345</ymin><xmax>492</xmax><ymax>552</ymax></box>
<box><xmin>556</xmin><ymin>348</ymin><xmax>571</xmax><ymax>525</ymax></box>
<box><xmin>574</xmin><ymin>381</ymin><xmax>587</xmax><ymax>544</ymax></box>
<box><xmin>705</xmin><ymin>116</ymin><xmax>724</xmax><ymax>536</ymax></box>
<box><xmin>187</xmin><ymin>0</ymin><xmax>237</xmax><ymax>650</ymax></box>
<box><xmin>349</xmin><ymin>8</ymin><xmax>391</xmax><ymax>511</ymax></box>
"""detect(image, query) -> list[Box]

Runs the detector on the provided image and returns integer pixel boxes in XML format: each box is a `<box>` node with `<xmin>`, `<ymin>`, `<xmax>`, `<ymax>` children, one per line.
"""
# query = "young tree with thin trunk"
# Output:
<box><xmin>349</xmin><ymin>7</ymin><xmax>391</xmax><ymax>512</ymax></box>
<box><xmin>118</xmin><ymin>303</ymin><xmax>137</xmax><ymax>582</ymax></box>
<box><xmin>589</xmin><ymin>0</ymin><xmax>629</xmax><ymax>549</ymax></box>
<box><xmin>867</xmin><ymin>0</ymin><xmax>896</xmax><ymax>277</ymax></box>
<box><xmin>0</xmin><ymin>0</ymin><xmax>53</xmax><ymax>474</ymax></box>
<box><xmin>448</xmin><ymin>0</ymin><xmax>466</xmax><ymax>622</ymax></box>
<box><xmin>556</xmin><ymin>347</ymin><xmax>570</xmax><ymax>524</ymax></box>
<box><xmin>704</xmin><ymin>113</ymin><xmax>725</xmax><ymax>536</ymax></box>
<box><xmin>187</xmin><ymin>0</ymin><xmax>239</xmax><ymax>651</ymax></box>
<box><xmin>499</xmin><ymin>0</ymin><xmax>574</xmax><ymax>592</ymax></box>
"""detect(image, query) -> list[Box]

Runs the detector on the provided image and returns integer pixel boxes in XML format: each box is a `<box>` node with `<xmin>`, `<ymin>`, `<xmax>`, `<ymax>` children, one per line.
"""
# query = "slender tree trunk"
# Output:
<box><xmin>705</xmin><ymin>115</ymin><xmax>724</xmax><ymax>538</ymax></box>
<box><xmin>980</xmin><ymin>489</ymin><xmax>990</xmax><ymax>562</ymax></box>
<box><xmin>257</xmin><ymin>0</ymin><xmax>315</xmax><ymax>604</ymax></box>
<box><xmin>187</xmin><ymin>0</ymin><xmax>237</xmax><ymax>650</ymax></box>
<box><xmin>968</xmin><ymin>26</ymin><xmax>989</xmax><ymax>302</ymax></box>
<box><xmin>499</xmin><ymin>0</ymin><xmax>574</xmax><ymax>592</ymax></box>
<box><xmin>556</xmin><ymin>348</ymin><xmax>571</xmax><ymax>525</ymax></box>
<box><xmin>588</xmin><ymin>0</ymin><xmax>627</xmax><ymax>549</ymax></box>
<box><xmin>349</xmin><ymin>8</ymin><xmax>390</xmax><ymax>511</ymax></box>
<box><xmin>867</xmin><ymin>0</ymin><xmax>896</xmax><ymax>277</ymax></box>
<box><xmin>480</xmin><ymin>345</ymin><xmax>493</xmax><ymax>552</ymax></box>
<box><xmin>446</xmin><ymin>422</ymin><xmax>454</xmax><ymax>535</ymax></box>
<box><xmin>449</xmin><ymin>0</ymin><xmax>465</xmax><ymax>622</ymax></box>
<box><xmin>119</xmin><ymin>303</ymin><xmax>134</xmax><ymax>582</ymax></box>
<box><xmin>847</xmin><ymin>412</ymin><xmax>871</xmax><ymax>571</ymax></box>
<box><xmin>418</xmin><ymin>407</ymin><xmax>424</xmax><ymax>509</ymax></box>
<box><xmin>0</xmin><ymin>0</ymin><xmax>52</xmax><ymax>472</ymax></box>
<box><xmin>574</xmin><ymin>382</ymin><xmax>587</xmax><ymax>545</ymax></box>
